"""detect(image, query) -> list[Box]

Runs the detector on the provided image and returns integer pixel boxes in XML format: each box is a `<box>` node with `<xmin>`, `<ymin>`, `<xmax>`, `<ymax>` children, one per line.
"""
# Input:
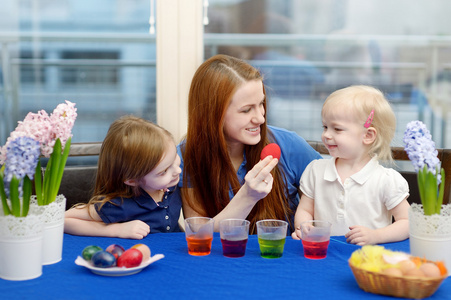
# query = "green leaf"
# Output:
<box><xmin>423</xmin><ymin>169</ymin><xmax>438</xmax><ymax>215</ymax></box>
<box><xmin>35</xmin><ymin>138</ymin><xmax>72</xmax><ymax>206</ymax></box>
<box><xmin>34</xmin><ymin>160</ymin><xmax>43</xmax><ymax>205</ymax></box>
<box><xmin>49</xmin><ymin>139</ymin><xmax>62</xmax><ymax>204</ymax></box>
<box><xmin>22</xmin><ymin>175</ymin><xmax>32</xmax><ymax>217</ymax></box>
<box><xmin>436</xmin><ymin>168</ymin><xmax>445</xmax><ymax>214</ymax></box>
<box><xmin>9</xmin><ymin>176</ymin><xmax>20</xmax><ymax>217</ymax></box>
<box><xmin>51</xmin><ymin>137</ymin><xmax>71</xmax><ymax>202</ymax></box>
<box><xmin>44</xmin><ymin>139</ymin><xmax>62</xmax><ymax>205</ymax></box>
<box><xmin>43</xmin><ymin>154</ymin><xmax>54</xmax><ymax>204</ymax></box>
<box><xmin>417</xmin><ymin>166</ymin><xmax>426</xmax><ymax>208</ymax></box>
<box><xmin>0</xmin><ymin>165</ymin><xmax>12</xmax><ymax>216</ymax></box>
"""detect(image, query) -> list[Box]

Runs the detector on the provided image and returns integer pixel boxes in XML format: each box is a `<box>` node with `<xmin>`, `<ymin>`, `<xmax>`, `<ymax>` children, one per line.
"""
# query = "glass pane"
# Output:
<box><xmin>0</xmin><ymin>0</ymin><xmax>156</xmax><ymax>162</ymax></box>
<box><xmin>205</xmin><ymin>0</ymin><xmax>451</xmax><ymax>151</ymax></box>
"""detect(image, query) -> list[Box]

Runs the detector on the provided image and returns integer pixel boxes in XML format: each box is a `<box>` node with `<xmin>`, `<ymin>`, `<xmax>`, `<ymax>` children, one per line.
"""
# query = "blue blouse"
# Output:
<box><xmin>95</xmin><ymin>187</ymin><xmax>182</xmax><ymax>233</ymax></box>
<box><xmin>176</xmin><ymin>126</ymin><xmax>322</xmax><ymax>223</ymax></box>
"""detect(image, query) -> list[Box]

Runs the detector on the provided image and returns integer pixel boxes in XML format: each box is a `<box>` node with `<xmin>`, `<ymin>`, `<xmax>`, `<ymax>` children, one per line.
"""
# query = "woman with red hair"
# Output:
<box><xmin>177</xmin><ymin>54</ymin><xmax>321</xmax><ymax>234</ymax></box>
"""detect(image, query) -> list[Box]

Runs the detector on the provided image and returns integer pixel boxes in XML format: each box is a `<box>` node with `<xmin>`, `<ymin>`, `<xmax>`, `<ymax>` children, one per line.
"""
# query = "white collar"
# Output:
<box><xmin>324</xmin><ymin>156</ymin><xmax>379</xmax><ymax>185</ymax></box>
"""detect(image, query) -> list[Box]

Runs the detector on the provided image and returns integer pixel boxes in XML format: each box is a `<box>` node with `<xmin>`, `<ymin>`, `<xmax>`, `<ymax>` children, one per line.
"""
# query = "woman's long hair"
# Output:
<box><xmin>181</xmin><ymin>54</ymin><xmax>290</xmax><ymax>234</ymax></box>
<box><xmin>88</xmin><ymin>115</ymin><xmax>173</xmax><ymax>208</ymax></box>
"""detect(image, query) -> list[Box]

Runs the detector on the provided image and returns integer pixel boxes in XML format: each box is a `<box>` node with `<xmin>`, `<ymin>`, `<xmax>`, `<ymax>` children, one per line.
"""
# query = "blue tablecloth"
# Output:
<box><xmin>1</xmin><ymin>233</ymin><xmax>450</xmax><ymax>300</ymax></box>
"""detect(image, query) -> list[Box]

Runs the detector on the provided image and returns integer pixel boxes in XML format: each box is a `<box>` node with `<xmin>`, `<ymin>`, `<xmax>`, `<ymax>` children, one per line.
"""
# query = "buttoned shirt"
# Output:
<box><xmin>95</xmin><ymin>187</ymin><xmax>182</xmax><ymax>233</ymax></box>
<box><xmin>300</xmin><ymin>157</ymin><xmax>409</xmax><ymax>236</ymax></box>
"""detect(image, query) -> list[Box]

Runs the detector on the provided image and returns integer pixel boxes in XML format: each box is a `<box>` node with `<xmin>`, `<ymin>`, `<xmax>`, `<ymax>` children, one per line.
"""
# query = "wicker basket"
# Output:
<box><xmin>349</xmin><ymin>261</ymin><xmax>447</xmax><ymax>299</ymax></box>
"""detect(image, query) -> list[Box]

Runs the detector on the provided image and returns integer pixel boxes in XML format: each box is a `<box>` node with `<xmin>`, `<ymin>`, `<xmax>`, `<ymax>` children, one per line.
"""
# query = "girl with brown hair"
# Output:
<box><xmin>65</xmin><ymin>115</ymin><xmax>182</xmax><ymax>239</ymax></box>
<box><xmin>178</xmin><ymin>54</ymin><xmax>321</xmax><ymax>233</ymax></box>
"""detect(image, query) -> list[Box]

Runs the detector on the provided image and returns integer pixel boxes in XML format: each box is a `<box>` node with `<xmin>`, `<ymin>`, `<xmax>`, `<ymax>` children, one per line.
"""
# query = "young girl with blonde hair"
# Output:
<box><xmin>292</xmin><ymin>85</ymin><xmax>410</xmax><ymax>245</ymax></box>
<box><xmin>65</xmin><ymin>115</ymin><xmax>182</xmax><ymax>239</ymax></box>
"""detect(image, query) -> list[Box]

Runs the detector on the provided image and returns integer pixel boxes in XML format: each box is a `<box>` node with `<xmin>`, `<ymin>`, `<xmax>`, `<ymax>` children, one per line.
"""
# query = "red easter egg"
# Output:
<box><xmin>117</xmin><ymin>248</ymin><xmax>143</xmax><ymax>268</ymax></box>
<box><xmin>260</xmin><ymin>143</ymin><xmax>281</xmax><ymax>160</ymax></box>
<box><xmin>131</xmin><ymin>244</ymin><xmax>151</xmax><ymax>261</ymax></box>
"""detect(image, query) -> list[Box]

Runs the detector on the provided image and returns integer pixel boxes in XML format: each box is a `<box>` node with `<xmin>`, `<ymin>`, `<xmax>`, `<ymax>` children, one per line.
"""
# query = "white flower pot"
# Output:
<box><xmin>31</xmin><ymin>195</ymin><xmax>66</xmax><ymax>265</ymax></box>
<box><xmin>0</xmin><ymin>213</ymin><xmax>43</xmax><ymax>281</ymax></box>
<box><xmin>409</xmin><ymin>203</ymin><xmax>451</xmax><ymax>276</ymax></box>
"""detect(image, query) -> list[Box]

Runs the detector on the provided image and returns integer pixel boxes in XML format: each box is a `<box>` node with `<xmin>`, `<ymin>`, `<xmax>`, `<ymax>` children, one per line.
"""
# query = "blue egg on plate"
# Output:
<box><xmin>91</xmin><ymin>251</ymin><xmax>116</xmax><ymax>268</ymax></box>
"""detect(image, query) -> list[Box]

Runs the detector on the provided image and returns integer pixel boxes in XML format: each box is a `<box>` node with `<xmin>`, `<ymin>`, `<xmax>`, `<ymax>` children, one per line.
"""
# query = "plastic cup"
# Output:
<box><xmin>219</xmin><ymin>219</ymin><xmax>250</xmax><ymax>258</ymax></box>
<box><xmin>256</xmin><ymin>219</ymin><xmax>288</xmax><ymax>258</ymax></box>
<box><xmin>300</xmin><ymin>220</ymin><xmax>332</xmax><ymax>259</ymax></box>
<box><xmin>184</xmin><ymin>217</ymin><xmax>214</xmax><ymax>256</ymax></box>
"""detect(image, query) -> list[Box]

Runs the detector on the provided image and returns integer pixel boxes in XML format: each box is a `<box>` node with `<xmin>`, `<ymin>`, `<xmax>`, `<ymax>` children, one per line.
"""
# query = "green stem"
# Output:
<box><xmin>436</xmin><ymin>168</ymin><xmax>445</xmax><ymax>214</ymax></box>
<box><xmin>41</xmin><ymin>138</ymin><xmax>71</xmax><ymax>205</ymax></box>
<box><xmin>0</xmin><ymin>165</ymin><xmax>12</xmax><ymax>215</ymax></box>
<box><xmin>22</xmin><ymin>175</ymin><xmax>32</xmax><ymax>217</ymax></box>
<box><xmin>43</xmin><ymin>155</ymin><xmax>53</xmax><ymax>205</ymax></box>
<box><xmin>43</xmin><ymin>139</ymin><xmax>62</xmax><ymax>205</ymax></box>
<box><xmin>49</xmin><ymin>139</ymin><xmax>61</xmax><ymax>204</ymax></box>
<box><xmin>35</xmin><ymin>160</ymin><xmax>43</xmax><ymax>205</ymax></box>
<box><xmin>417</xmin><ymin>167</ymin><xmax>426</xmax><ymax>210</ymax></box>
<box><xmin>423</xmin><ymin>169</ymin><xmax>438</xmax><ymax>215</ymax></box>
<box><xmin>9</xmin><ymin>176</ymin><xmax>20</xmax><ymax>217</ymax></box>
<box><xmin>51</xmin><ymin>137</ymin><xmax>71</xmax><ymax>202</ymax></box>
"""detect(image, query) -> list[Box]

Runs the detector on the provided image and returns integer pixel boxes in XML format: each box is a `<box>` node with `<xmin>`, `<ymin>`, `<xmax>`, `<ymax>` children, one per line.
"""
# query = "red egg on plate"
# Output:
<box><xmin>117</xmin><ymin>248</ymin><xmax>143</xmax><ymax>268</ymax></box>
<box><xmin>131</xmin><ymin>244</ymin><xmax>151</xmax><ymax>261</ymax></box>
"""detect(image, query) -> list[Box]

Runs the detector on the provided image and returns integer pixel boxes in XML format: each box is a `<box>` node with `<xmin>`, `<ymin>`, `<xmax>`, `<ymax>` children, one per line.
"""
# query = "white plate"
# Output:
<box><xmin>75</xmin><ymin>254</ymin><xmax>165</xmax><ymax>276</ymax></box>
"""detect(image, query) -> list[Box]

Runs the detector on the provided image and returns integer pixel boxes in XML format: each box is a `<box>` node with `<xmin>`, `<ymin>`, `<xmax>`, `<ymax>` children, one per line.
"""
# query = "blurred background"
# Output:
<box><xmin>1</xmin><ymin>0</ymin><xmax>451</xmax><ymax>166</ymax></box>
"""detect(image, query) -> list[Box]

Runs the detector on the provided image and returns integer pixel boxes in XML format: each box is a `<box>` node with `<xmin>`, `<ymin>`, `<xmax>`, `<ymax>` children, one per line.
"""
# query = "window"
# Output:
<box><xmin>20</xmin><ymin>51</ymin><xmax>46</xmax><ymax>84</ymax></box>
<box><xmin>205</xmin><ymin>0</ymin><xmax>451</xmax><ymax>148</ymax></box>
<box><xmin>0</xmin><ymin>0</ymin><xmax>156</xmax><ymax>151</ymax></box>
<box><xmin>2</xmin><ymin>0</ymin><xmax>451</xmax><ymax>159</ymax></box>
<box><xmin>60</xmin><ymin>51</ymin><xmax>119</xmax><ymax>85</ymax></box>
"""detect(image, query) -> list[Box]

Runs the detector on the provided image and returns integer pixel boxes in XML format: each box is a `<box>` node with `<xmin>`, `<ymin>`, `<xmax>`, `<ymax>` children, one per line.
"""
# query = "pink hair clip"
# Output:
<box><xmin>364</xmin><ymin>110</ymin><xmax>374</xmax><ymax>128</ymax></box>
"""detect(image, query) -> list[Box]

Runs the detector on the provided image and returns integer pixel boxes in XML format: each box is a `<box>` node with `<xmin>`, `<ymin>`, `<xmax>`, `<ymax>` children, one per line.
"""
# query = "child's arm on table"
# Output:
<box><xmin>291</xmin><ymin>194</ymin><xmax>314</xmax><ymax>240</ymax></box>
<box><xmin>64</xmin><ymin>204</ymin><xmax>150</xmax><ymax>239</ymax></box>
<box><xmin>345</xmin><ymin>198</ymin><xmax>410</xmax><ymax>245</ymax></box>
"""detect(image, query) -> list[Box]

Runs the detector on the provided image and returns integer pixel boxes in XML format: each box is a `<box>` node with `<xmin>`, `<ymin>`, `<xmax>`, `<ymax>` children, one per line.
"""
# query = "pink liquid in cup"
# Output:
<box><xmin>302</xmin><ymin>238</ymin><xmax>330</xmax><ymax>259</ymax></box>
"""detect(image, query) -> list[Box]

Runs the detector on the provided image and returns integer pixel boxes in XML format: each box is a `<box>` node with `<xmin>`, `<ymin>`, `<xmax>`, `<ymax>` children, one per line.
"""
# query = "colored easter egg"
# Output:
<box><xmin>419</xmin><ymin>262</ymin><xmax>441</xmax><ymax>278</ymax></box>
<box><xmin>82</xmin><ymin>245</ymin><xmax>103</xmax><ymax>261</ymax></box>
<box><xmin>131</xmin><ymin>244</ymin><xmax>151</xmax><ymax>261</ymax></box>
<box><xmin>399</xmin><ymin>259</ymin><xmax>416</xmax><ymax>275</ymax></box>
<box><xmin>106</xmin><ymin>244</ymin><xmax>125</xmax><ymax>259</ymax></box>
<box><xmin>91</xmin><ymin>251</ymin><xmax>116</xmax><ymax>268</ymax></box>
<box><xmin>382</xmin><ymin>267</ymin><xmax>403</xmax><ymax>277</ymax></box>
<box><xmin>117</xmin><ymin>248</ymin><xmax>143</xmax><ymax>268</ymax></box>
<box><xmin>260</xmin><ymin>143</ymin><xmax>281</xmax><ymax>160</ymax></box>
<box><xmin>404</xmin><ymin>268</ymin><xmax>425</xmax><ymax>278</ymax></box>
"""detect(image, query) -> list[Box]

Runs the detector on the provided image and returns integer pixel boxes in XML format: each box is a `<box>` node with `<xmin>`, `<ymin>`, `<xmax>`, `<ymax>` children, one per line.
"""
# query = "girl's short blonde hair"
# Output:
<box><xmin>322</xmin><ymin>85</ymin><xmax>396</xmax><ymax>162</ymax></box>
